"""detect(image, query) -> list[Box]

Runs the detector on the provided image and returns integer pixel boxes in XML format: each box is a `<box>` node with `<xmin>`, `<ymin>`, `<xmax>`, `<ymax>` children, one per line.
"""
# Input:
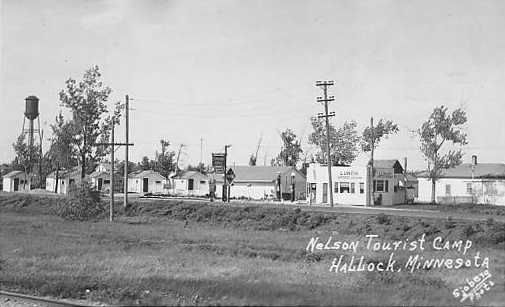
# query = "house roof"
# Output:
<box><xmin>129</xmin><ymin>170</ymin><xmax>166</xmax><ymax>180</ymax></box>
<box><xmin>47</xmin><ymin>166</ymin><xmax>87</xmax><ymax>179</ymax></box>
<box><xmin>374</xmin><ymin>159</ymin><xmax>404</xmax><ymax>174</ymax></box>
<box><xmin>173</xmin><ymin>170</ymin><xmax>208</xmax><ymax>180</ymax></box>
<box><xmin>210</xmin><ymin>166</ymin><xmax>305</xmax><ymax>183</ymax></box>
<box><xmin>97</xmin><ymin>163</ymin><xmax>112</xmax><ymax>171</ymax></box>
<box><xmin>89</xmin><ymin>170</ymin><xmax>122</xmax><ymax>178</ymax></box>
<box><xmin>417</xmin><ymin>163</ymin><xmax>505</xmax><ymax>179</ymax></box>
<box><xmin>3</xmin><ymin>170</ymin><xmax>24</xmax><ymax>178</ymax></box>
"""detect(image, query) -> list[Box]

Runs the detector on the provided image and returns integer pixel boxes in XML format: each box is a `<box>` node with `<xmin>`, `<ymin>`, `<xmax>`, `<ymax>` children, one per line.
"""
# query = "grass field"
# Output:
<box><xmin>1</xmin><ymin>194</ymin><xmax>504</xmax><ymax>306</ymax></box>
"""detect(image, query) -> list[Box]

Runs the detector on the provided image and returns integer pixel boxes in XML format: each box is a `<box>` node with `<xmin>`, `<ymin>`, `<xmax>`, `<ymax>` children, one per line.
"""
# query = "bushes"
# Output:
<box><xmin>50</xmin><ymin>182</ymin><xmax>105</xmax><ymax>221</ymax></box>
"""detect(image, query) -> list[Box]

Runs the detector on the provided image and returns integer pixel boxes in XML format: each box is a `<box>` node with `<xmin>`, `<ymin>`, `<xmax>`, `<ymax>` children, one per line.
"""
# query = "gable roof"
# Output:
<box><xmin>3</xmin><ymin>170</ymin><xmax>25</xmax><ymax>178</ymax></box>
<box><xmin>47</xmin><ymin>166</ymin><xmax>88</xmax><ymax>179</ymax></box>
<box><xmin>417</xmin><ymin>163</ymin><xmax>505</xmax><ymax>179</ymax></box>
<box><xmin>97</xmin><ymin>163</ymin><xmax>112</xmax><ymax>171</ymax></box>
<box><xmin>129</xmin><ymin>170</ymin><xmax>166</xmax><ymax>180</ymax></box>
<box><xmin>374</xmin><ymin>159</ymin><xmax>404</xmax><ymax>174</ymax></box>
<box><xmin>173</xmin><ymin>170</ymin><xmax>208</xmax><ymax>180</ymax></box>
<box><xmin>211</xmin><ymin>166</ymin><xmax>305</xmax><ymax>183</ymax></box>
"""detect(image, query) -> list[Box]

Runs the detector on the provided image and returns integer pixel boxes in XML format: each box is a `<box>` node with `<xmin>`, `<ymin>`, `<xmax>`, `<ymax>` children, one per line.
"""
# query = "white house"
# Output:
<box><xmin>417</xmin><ymin>160</ymin><xmax>505</xmax><ymax>206</ymax></box>
<box><xmin>128</xmin><ymin>170</ymin><xmax>167</xmax><ymax>194</ymax></box>
<box><xmin>210</xmin><ymin>166</ymin><xmax>306</xmax><ymax>200</ymax></box>
<box><xmin>2</xmin><ymin>171</ymin><xmax>31</xmax><ymax>192</ymax></box>
<box><xmin>45</xmin><ymin>167</ymin><xmax>88</xmax><ymax>195</ymax></box>
<box><xmin>172</xmin><ymin>170</ymin><xmax>209</xmax><ymax>197</ymax></box>
<box><xmin>306</xmin><ymin>159</ymin><xmax>412</xmax><ymax>206</ymax></box>
<box><xmin>89</xmin><ymin>163</ymin><xmax>124</xmax><ymax>193</ymax></box>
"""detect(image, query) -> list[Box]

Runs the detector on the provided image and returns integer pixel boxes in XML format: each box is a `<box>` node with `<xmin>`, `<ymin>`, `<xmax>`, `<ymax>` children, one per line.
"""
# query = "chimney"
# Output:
<box><xmin>472</xmin><ymin>155</ymin><xmax>477</xmax><ymax>166</ymax></box>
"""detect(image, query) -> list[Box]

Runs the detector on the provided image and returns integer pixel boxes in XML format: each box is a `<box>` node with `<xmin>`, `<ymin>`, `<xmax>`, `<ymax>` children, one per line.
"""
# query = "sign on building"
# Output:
<box><xmin>212</xmin><ymin>153</ymin><xmax>226</xmax><ymax>174</ymax></box>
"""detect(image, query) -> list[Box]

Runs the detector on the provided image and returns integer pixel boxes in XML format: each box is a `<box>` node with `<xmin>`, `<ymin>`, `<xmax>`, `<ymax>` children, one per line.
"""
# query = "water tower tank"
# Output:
<box><xmin>25</xmin><ymin>96</ymin><xmax>39</xmax><ymax>120</ymax></box>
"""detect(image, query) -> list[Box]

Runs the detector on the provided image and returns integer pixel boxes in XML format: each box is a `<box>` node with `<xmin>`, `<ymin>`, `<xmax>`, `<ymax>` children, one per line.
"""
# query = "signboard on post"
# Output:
<box><xmin>226</xmin><ymin>168</ymin><xmax>236</xmax><ymax>185</ymax></box>
<box><xmin>212</xmin><ymin>153</ymin><xmax>226</xmax><ymax>174</ymax></box>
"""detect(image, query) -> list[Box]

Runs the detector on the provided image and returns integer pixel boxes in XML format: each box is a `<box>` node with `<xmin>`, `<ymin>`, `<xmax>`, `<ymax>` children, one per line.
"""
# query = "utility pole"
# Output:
<box><xmin>176</xmin><ymin>144</ymin><xmax>186</xmax><ymax>173</ymax></box>
<box><xmin>224</xmin><ymin>144</ymin><xmax>232</xmax><ymax>202</ymax></box>
<box><xmin>369</xmin><ymin>117</ymin><xmax>375</xmax><ymax>206</ymax></box>
<box><xmin>110</xmin><ymin>119</ymin><xmax>115</xmax><ymax>222</ymax></box>
<box><xmin>124</xmin><ymin>95</ymin><xmax>130</xmax><ymax>211</ymax></box>
<box><xmin>200</xmin><ymin>138</ymin><xmax>203</xmax><ymax>165</ymax></box>
<box><xmin>316</xmin><ymin>80</ymin><xmax>335</xmax><ymax>207</ymax></box>
<box><xmin>94</xmin><ymin>116</ymin><xmax>133</xmax><ymax>222</ymax></box>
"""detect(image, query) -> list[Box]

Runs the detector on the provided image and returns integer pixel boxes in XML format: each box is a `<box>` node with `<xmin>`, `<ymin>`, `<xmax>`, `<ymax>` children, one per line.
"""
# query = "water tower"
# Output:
<box><xmin>21</xmin><ymin>95</ymin><xmax>42</xmax><ymax>159</ymax></box>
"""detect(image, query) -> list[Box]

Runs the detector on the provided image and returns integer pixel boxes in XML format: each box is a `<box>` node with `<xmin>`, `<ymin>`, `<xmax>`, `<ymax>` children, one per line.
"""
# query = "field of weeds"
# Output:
<box><xmin>1</xmin><ymin>193</ymin><xmax>504</xmax><ymax>306</ymax></box>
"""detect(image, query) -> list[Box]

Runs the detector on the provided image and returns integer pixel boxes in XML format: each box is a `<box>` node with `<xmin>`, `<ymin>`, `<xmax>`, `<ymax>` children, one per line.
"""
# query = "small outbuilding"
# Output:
<box><xmin>128</xmin><ymin>170</ymin><xmax>167</xmax><ymax>194</ymax></box>
<box><xmin>2</xmin><ymin>171</ymin><xmax>31</xmax><ymax>192</ymax></box>
<box><xmin>172</xmin><ymin>170</ymin><xmax>209</xmax><ymax>197</ymax></box>
<box><xmin>89</xmin><ymin>163</ymin><xmax>124</xmax><ymax>193</ymax></box>
<box><xmin>45</xmin><ymin>167</ymin><xmax>88</xmax><ymax>195</ymax></box>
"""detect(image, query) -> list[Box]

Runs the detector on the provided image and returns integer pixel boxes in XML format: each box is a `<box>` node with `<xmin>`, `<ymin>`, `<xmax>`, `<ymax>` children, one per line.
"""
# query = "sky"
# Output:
<box><xmin>1</xmin><ymin>0</ymin><xmax>504</xmax><ymax>172</ymax></box>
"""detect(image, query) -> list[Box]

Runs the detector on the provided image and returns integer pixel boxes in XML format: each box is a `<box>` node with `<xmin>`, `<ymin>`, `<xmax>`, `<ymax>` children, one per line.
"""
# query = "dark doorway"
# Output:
<box><xmin>13</xmin><ymin>178</ymin><xmax>19</xmax><ymax>191</ymax></box>
<box><xmin>143</xmin><ymin>178</ymin><xmax>149</xmax><ymax>193</ymax></box>
<box><xmin>98</xmin><ymin>178</ymin><xmax>103</xmax><ymax>191</ymax></box>
<box><xmin>188</xmin><ymin>179</ymin><xmax>194</xmax><ymax>190</ymax></box>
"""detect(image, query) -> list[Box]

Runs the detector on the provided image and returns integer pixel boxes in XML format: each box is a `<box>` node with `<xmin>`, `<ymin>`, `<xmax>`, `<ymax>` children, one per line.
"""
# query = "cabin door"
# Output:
<box><xmin>188</xmin><ymin>179</ymin><xmax>194</xmax><ymax>190</ymax></box>
<box><xmin>13</xmin><ymin>178</ymin><xmax>19</xmax><ymax>191</ymax></box>
<box><xmin>143</xmin><ymin>178</ymin><xmax>149</xmax><ymax>193</ymax></box>
<box><xmin>98</xmin><ymin>178</ymin><xmax>103</xmax><ymax>191</ymax></box>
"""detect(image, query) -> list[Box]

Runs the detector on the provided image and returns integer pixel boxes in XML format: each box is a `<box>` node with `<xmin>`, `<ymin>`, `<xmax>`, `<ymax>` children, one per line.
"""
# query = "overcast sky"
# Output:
<box><xmin>1</xmin><ymin>0</ymin><xmax>504</xmax><ymax>171</ymax></box>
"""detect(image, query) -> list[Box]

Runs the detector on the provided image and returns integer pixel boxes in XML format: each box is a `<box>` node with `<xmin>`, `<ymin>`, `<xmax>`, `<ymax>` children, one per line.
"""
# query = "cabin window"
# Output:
<box><xmin>359</xmin><ymin>182</ymin><xmax>365</xmax><ymax>194</ymax></box>
<box><xmin>200</xmin><ymin>180</ymin><xmax>206</xmax><ymax>184</ymax></box>
<box><xmin>334</xmin><ymin>182</ymin><xmax>338</xmax><ymax>193</ymax></box>
<box><xmin>155</xmin><ymin>181</ymin><xmax>161</xmax><ymax>184</ymax></box>
<box><xmin>104</xmin><ymin>180</ymin><xmax>110</xmax><ymax>184</ymax></box>
<box><xmin>466</xmin><ymin>183</ymin><xmax>473</xmax><ymax>195</ymax></box>
<box><xmin>375</xmin><ymin>180</ymin><xmax>388</xmax><ymax>192</ymax></box>
<box><xmin>445</xmin><ymin>184</ymin><xmax>451</xmax><ymax>196</ymax></box>
<box><xmin>339</xmin><ymin>182</ymin><xmax>350</xmax><ymax>193</ymax></box>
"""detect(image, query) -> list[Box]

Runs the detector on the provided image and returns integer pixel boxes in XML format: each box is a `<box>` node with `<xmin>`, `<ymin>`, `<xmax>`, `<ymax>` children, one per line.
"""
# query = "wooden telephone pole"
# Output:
<box><xmin>316</xmin><ymin>80</ymin><xmax>336</xmax><ymax>207</ymax></box>
<box><xmin>94</xmin><ymin>113</ymin><xmax>134</xmax><ymax>221</ymax></box>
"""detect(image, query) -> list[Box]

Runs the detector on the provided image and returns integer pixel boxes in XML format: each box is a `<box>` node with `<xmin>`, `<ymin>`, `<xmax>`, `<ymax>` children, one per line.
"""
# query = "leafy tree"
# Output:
<box><xmin>139</xmin><ymin>156</ymin><xmax>154</xmax><ymax>170</ymax></box>
<box><xmin>186</xmin><ymin>163</ymin><xmax>211</xmax><ymax>174</ymax></box>
<box><xmin>271</xmin><ymin>129</ymin><xmax>303</xmax><ymax>166</ymax></box>
<box><xmin>154</xmin><ymin>139</ymin><xmax>176</xmax><ymax>178</ymax></box>
<box><xmin>418</xmin><ymin>106</ymin><xmax>467</xmax><ymax>203</ymax></box>
<box><xmin>59</xmin><ymin>65</ymin><xmax>122</xmax><ymax>179</ymax></box>
<box><xmin>361</xmin><ymin>118</ymin><xmax>399</xmax><ymax>159</ymax></box>
<box><xmin>308</xmin><ymin>118</ymin><xmax>360</xmax><ymax>166</ymax></box>
<box><xmin>116</xmin><ymin>160</ymin><xmax>136</xmax><ymax>176</ymax></box>
<box><xmin>12</xmin><ymin>135</ymin><xmax>40</xmax><ymax>189</ymax></box>
<box><xmin>47</xmin><ymin>112</ymin><xmax>77</xmax><ymax>193</ymax></box>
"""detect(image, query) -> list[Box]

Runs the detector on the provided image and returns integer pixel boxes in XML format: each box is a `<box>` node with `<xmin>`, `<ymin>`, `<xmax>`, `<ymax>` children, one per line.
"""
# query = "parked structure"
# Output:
<box><xmin>172</xmin><ymin>170</ymin><xmax>209</xmax><ymax>197</ymax></box>
<box><xmin>210</xmin><ymin>166</ymin><xmax>306</xmax><ymax>200</ymax></box>
<box><xmin>306</xmin><ymin>159</ymin><xmax>412</xmax><ymax>206</ymax></box>
<box><xmin>2</xmin><ymin>171</ymin><xmax>31</xmax><ymax>192</ymax></box>
<box><xmin>45</xmin><ymin>167</ymin><xmax>88</xmax><ymax>194</ymax></box>
<box><xmin>89</xmin><ymin>163</ymin><xmax>124</xmax><ymax>193</ymax></box>
<box><xmin>417</xmin><ymin>159</ymin><xmax>505</xmax><ymax>206</ymax></box>
<box><xmin>128</xmin><ymin>170</ymin><xmax>167</xmax><ymax>194</ymax></box>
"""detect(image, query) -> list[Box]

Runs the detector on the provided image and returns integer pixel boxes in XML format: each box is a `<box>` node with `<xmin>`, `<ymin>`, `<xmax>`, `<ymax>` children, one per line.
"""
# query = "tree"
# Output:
<box><xmin>361</xmin><ymin>118</ymin><xmax>399</xmax><ymax>158</ymax></box>
<box><xmin>47</xmin><ymin>112</ymin><xmax>77</xmax><ymax>193</ymax></box>
<box><xmin>186</xmin><ymin>163</ymin><xmax>210</xmax><ymax>174</ymax></box>
<box><xmin>12</xmin><ymin>135</ymin><xmax>40</xmax><ymax>189</ymax></box>
<box><xmin>308</xmin><ymin>118</ymin><xmax>360</xmax><ymax>166</ymax></box>
<box><xmin>59</xmin><ymin>65</ymin><xmax>122</xmax><ymax>179</ymax></box>
<box><xmin>271</xmin><ymin>129</ymin><xmax>303</xmax><ymax>166</ymax></box>
<box><xmin>154</xmin><ymin>139</ymin><xmax>176</xmax><ymax>178</ymax></box>
<box><xmin>418</xmin><ymin>106</ymin><xmax>467</xmax><ymax>203</ymax></box>
<box><xmin>249</xmin><ymin>155</ymin><xmax>257</xmax><ymax>166</ymax></box>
